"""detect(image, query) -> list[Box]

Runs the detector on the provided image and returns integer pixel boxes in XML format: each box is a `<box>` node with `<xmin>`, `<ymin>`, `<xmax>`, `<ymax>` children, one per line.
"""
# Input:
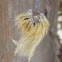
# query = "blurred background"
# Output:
<box><xmin>0</xmin><ymin>0</ymin><xmax>62</xmax><ymax>62</ymax></box>
<box><xmin>57</xmin><ymin>0</ymin><xmax>62</xmax><ymax>62</ymax></box>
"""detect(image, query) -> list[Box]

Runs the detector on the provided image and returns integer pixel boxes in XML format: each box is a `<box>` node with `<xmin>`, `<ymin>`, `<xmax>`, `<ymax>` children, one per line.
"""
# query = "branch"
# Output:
<box><xmin>49</xmin><ymin>30</ymin><xmax>60</xmax><ymax>43</ymax></box>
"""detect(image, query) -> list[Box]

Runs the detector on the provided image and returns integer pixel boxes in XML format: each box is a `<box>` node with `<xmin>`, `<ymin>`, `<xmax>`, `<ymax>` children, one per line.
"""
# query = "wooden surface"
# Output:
<box><xmin>0</xmin><ymin>0</ymin><xmax>60</xmax><ymax>62</ymax></box>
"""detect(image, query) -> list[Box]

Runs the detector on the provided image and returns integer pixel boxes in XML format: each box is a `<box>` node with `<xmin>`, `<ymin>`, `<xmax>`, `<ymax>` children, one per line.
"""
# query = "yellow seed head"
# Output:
<box><xmin>12</xmin><ymin>9</ymin><xmax>49</xmax><ymax>62</ymax></box>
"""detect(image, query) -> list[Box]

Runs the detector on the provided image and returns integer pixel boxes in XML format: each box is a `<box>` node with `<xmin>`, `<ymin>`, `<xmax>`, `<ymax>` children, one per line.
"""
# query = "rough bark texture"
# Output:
<box><xmin>0</xmin><ymin>0</ymin><xmax>60</xmax><ymax>62</ymax></box>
